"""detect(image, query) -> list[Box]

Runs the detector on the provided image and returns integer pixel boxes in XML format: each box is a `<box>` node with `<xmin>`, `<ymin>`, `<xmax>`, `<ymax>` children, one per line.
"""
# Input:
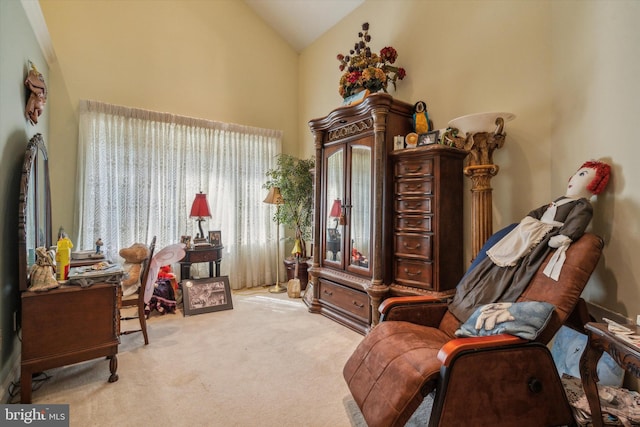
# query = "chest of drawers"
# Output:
<box><xmin>390</xmin><ymin>145</ymin><xmax>467</xmax><ymax>295</ymax></box>
<box><xmin>21</xmin><ymin>283</ymin><xmax>119</xmax><ymax>403</ymax></box>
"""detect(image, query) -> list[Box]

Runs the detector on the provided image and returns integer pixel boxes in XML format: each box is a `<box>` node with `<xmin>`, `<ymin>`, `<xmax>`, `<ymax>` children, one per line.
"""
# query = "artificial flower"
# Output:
<box><xmin>337</xmin><ymin>23</ymin><xmax>406</xmax><ymax>98</ymax></box>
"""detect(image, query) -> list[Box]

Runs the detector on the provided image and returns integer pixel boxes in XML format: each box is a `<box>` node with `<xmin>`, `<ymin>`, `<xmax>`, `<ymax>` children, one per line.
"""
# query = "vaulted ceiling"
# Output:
<box><xmin>244</xmin><ymin>0</ymin><xmax>364</xmax><ymax>52</ymax></box>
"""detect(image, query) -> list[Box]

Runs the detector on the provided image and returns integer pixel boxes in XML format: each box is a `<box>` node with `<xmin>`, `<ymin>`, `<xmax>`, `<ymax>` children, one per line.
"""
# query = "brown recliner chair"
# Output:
<box><xmin>343</xmin><ymin>232</ymin><xmax>603</xmax><ymax>427</ymax></box>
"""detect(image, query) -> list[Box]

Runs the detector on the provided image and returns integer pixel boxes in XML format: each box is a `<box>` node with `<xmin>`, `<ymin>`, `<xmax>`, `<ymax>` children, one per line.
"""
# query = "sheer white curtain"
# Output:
<box><xmin>77</xmin><ymin>100</ymin><xmax>283</xmax><ymax>289</ymax></box>
<box><xmin>351</xmin><ymin>146</ymin><xmax>371</xmax><ymax>259</ymax></box>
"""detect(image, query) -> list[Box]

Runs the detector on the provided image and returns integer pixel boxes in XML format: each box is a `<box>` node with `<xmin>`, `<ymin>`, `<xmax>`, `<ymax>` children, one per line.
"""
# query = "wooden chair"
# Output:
<box><xmin>343</xmin><ymin>231</ymin><xmax>604</xmax><ymax>427</ymax></box>
<box><xmin>119</xmin><ymin>236</ymin><xmax>156</xmax><ymax>345</ymax></box>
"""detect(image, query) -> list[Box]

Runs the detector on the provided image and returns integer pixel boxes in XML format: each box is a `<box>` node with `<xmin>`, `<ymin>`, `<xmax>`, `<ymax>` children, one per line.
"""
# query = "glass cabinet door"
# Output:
<box><xmin>348</xmin><ymin>145</ymin><xmax>371</xmax><ymax>272</ymax></box>
<box><xmin>325</xmin><ymin>148</ymin><xmax>344</xmax><ymax>264</ymax></box>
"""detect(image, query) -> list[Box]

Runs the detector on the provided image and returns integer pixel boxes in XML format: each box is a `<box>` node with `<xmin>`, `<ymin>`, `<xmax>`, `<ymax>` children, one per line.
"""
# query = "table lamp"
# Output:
<box><xmin>190</xmin><ymin>191</ymin><xmax>211</xmax><ymax>244</ymax></box>
<box><xmin>263</xmin><ymin>186</ymin><xmax>286</xmax><ymax>293</ymax></box>
<box><xmin>329</xmin><ymin>198</ymin><xmax>344</xmax><ymax>230</ymax></box>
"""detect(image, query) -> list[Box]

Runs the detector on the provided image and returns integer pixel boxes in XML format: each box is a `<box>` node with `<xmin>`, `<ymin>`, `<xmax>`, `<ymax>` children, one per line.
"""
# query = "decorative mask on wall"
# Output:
<box><xmin>24</xmin><ymin>61</ymin><xmax>47</xmax><ymax>125</ymax></box>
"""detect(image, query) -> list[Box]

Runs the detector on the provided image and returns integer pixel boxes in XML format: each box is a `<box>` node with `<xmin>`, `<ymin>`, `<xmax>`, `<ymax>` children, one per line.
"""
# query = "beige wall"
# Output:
<box><xmin>40</xmin><ymin>0</ymin><xmax>640</xmax><ymax>321</ymax></box>
<box><xmin>300</xmin><ymin>2</ymin><xmax>552</xmax><ymax>270</ymax></box>
<box><xmin>300</xmin><ymin>1</ymin><xmax>640</xmax><ymax>321</ymax></box>
<box><xmin>551</xmin><ymin>1</ymin><xmax>640</xmax><ymax>317</ymax></box>
<box><xmin>39</xmin><ymin>0</ymin><xmax>300</xmax><ymax>240</ymax></box>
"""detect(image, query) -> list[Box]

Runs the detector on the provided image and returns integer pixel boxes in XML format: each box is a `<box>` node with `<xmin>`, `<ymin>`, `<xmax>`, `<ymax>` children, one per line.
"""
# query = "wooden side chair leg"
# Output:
<box><xmin>137</xmin><ymin>299</ymin><xmax>149</xmax><ymax>345</ymax></box>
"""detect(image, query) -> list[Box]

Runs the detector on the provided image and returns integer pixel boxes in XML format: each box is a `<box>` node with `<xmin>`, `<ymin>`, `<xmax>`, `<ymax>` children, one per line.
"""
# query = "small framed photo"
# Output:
<box><xmin>418</xmin><ymin>130</ymin><xmax>440</xmax><ymax>146</ymax></box>
<box><xmin>180</xmin><ymin>235</ymin><xmax>191</xmax><ymax>248</ymax></box>
<box><xmin>208</xmin><ymin>230</ymin><xmax>222</xmax><ymax>247</ymax></box>
<box><xmin>182</xmin><ymin>276</ymin><xmax>233</xmax><ymax>316</ymax></box>
<box><xmin>393</xmin><ymin>135</ymin><xmax>405</xmax><ymax>151</ymax></box>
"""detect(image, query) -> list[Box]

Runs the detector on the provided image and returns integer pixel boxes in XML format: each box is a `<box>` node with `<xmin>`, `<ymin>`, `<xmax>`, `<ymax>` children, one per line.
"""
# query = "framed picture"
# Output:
<box><xmin>418</xmin><ymin>130</ymin><xmax>440</xmax><ymax>146</ymax></box>
<box><xmin>182</xmin><ymin>276</ymin><xmax>233</xmax><ymax>316</ymax></box>
<box><xmin>180</xmin><ymin>235</ymin><xmax>191</xmax><ymax>248</ymax></box>
<box><xmin>393</xmin><ymin>135</ymin><xmax>405</xmax><ymax>151</ymax></box>
<box><xmin>208</xmin><ymin>230</ymin><xmax>222</xmax><ymax>247</ymax></box>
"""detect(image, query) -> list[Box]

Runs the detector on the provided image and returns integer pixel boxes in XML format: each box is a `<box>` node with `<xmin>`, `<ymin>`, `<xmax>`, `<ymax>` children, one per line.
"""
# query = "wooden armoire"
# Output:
<box><xmin>307</xmin><ymin>94</ymin><xmax>467</xmax><ymax>334</ymax></box>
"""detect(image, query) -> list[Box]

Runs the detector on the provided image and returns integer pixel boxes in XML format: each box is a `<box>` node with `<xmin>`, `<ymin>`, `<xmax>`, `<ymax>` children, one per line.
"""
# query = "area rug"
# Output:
<box><xmin>15</xmin><ymin>288</ymin><xmax>365</xmax><ymax>426</ymax></box>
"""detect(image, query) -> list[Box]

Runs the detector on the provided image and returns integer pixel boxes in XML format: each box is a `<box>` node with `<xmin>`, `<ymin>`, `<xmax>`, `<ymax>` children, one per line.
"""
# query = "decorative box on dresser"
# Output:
<box><xmin>307</xmin><ymin>94</ymin><xmax>467</xmax><ymax>334</ymax></box>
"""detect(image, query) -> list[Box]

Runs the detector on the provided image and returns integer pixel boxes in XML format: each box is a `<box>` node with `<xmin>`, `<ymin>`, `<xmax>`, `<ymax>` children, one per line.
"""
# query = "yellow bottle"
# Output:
<box><xmin>55</xmin><ymin>235</ymin><xmax>74</xmax><ymax>281</ymax></box>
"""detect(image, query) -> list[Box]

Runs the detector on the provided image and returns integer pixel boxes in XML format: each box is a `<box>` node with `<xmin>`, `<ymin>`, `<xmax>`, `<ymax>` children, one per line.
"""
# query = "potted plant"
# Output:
<box><xmin>264</xmin><ymin>154</ymin><xmax>314</xmax><ymax>286</ymax></box>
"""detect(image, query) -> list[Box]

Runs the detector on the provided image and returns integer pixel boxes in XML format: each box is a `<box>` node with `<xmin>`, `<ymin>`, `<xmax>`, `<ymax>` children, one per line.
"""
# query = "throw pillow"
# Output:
<box><xmin>455</xmin><ymin>301</ymin><xmax>555</xmax><ymax>340</ymax></box>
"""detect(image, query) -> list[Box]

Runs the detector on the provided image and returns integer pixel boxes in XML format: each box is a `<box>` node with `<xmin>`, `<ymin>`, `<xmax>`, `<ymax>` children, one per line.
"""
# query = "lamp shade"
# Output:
<box><xmin>330</xmin><ymin>199</ymin><xmax>342</xmax><ymax>217</ymax></box>
<box><xmin>447</xmin><ymin>112</ymin><xmax>515</xmax><ymax>134</ymax></box>
<box><xmin>190</xmin><ymin>192</ymin><xmax>212</xmax><ymax>218</ymax></box>
<box><xmin>263</xmin><ymin>187</ymin><xmax>284</xmax><ymax>205</ymax></box>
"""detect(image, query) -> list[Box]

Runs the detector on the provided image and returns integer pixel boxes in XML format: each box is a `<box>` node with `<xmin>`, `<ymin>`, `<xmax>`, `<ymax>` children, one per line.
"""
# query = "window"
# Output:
<box><xmin>77</xmin><ymin>100</ymin><xmax>283</xmax><ymax>289</ymax></box>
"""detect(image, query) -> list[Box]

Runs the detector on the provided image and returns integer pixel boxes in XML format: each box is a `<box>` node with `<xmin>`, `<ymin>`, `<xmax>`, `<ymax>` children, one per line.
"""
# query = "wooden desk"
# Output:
<box><xmin>179</xmin><ymin>245</ymin><xmax>223</xmax><ymax>280</ymax></box>
<box><xmin>21</xmin><ymin>282</ymin><xmax>119</xmax><ymax>403</ymax></box>
<box><xmin>579</xmin><ymin>322</ymin><xmax>640</xmax><ymax>427</ymax></box>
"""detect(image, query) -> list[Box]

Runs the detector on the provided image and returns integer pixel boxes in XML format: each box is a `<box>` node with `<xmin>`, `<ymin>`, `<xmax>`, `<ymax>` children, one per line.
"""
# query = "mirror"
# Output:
<box><xmin>325</xmin><ymin>148</ymin><xmax>344</xmax><ymax>263</ymax></box>
<box><xmin>349</xmin><ymin>146</ymin><xmax>371</xmax><ymax>269</ymax></box>
<box><xmin>18</xmin><ymin>133</ymin><xmax>52</xmax><ymax>291</ymax></box>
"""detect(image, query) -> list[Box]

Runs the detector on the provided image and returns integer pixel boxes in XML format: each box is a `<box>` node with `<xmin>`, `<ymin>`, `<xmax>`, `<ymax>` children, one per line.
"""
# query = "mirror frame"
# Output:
<box><xmin>18</xmin><ymin>133</ymin><xmax>52</xmax><ymax>291</ymax></box>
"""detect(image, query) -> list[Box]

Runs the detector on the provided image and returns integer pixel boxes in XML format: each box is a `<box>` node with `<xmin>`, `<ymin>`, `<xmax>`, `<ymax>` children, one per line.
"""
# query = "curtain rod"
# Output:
<box><xmin>79</xmin><ymin>99</ymin><xmax>283</xmax><ymax>139</ymax></box>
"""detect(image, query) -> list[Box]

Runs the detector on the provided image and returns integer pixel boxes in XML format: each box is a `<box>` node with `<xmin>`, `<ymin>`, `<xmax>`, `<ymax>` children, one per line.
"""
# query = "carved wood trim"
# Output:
<box><xmin>327</xmin><ymin>118</ymin><xmax>373</xmax><ymax>141</ymax></box>
<box><xmin>316</xmin><ymin>267</ymin><xmax>370</xmax><ymax>288</ymax></box>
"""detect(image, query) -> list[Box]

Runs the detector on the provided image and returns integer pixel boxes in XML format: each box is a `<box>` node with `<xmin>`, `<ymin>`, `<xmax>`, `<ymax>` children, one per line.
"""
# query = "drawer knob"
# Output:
<box><xmin>352</xmin><ymin>300</ymin><xmax>365</xmax><ymax>309</ymax></box>
<box><xmin>323</xmin><ymin>289</ymin><xmax>333</xmax><ymax>296</ymax></box>
<box><xmin>404</xmin><ymin>268</ymin><xmax>422</xmax><ymax>277</ymax></box>
<box><xmin>407</xmin><ymin>220</ymin><xmax>422</xmax><ymax>227</ymax></box>
<box><xmin>403</xmin><ymin>242</ymin><xmax>421</xmax><ymax>250</ymax></box>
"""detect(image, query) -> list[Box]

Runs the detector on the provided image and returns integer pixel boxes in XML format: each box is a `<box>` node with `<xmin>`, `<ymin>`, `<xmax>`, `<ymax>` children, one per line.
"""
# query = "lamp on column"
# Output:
<box><xmin>263</xmin><ymin>186</ymin><xmax>286</xmax><ymax>293</ymax></box>
<box><xmin>444</xmin><ymin>112</ymin><xmax>515</xmax><ymax>259</ymax></box>
<box><xmin>190</xmin><ymin>191</ymin><xmax>212</xmax><ymax>244</ymax></box>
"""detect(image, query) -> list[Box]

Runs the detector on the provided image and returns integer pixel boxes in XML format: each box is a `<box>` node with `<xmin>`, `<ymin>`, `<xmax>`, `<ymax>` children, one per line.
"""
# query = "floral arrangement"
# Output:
<box><xmin>337</xmin><ymin>22</ymin><xmax>407</xmax><ymax>99</ymax></box>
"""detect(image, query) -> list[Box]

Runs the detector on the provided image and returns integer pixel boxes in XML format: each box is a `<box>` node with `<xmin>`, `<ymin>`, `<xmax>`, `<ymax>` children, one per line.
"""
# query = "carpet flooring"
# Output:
<box><xmin>12</xmin><ymin>287</ymin><xmax>435</xmax><ymax>426</ymax></box>
<box><xmin>345</xmin><ymin>393</ymin><xmax>434</xmax><ymax>427</ymax></box>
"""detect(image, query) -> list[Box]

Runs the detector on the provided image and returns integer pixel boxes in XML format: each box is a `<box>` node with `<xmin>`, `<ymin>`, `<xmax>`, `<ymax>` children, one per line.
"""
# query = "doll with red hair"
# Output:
<box><xmin>449</xmin><ymin>160</ymin><xmax>611</xmax><ymax>323</ymax></box>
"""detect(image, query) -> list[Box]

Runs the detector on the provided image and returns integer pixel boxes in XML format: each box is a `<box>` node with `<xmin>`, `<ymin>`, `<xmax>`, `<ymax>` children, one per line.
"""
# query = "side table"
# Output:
<box><xmin>326</xmin><ymin>238</ymin><xmax>340</xmax><ymax>261</ymax></box>
<box><xmin>579</xmin><ymin>322</ymin><xmax>640</xmax><ymax>427</ymax></box>
<box><xmin>179</xmin><ymin>245</ymin><xmax>223</xmax><ymax>280</ymax></box>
